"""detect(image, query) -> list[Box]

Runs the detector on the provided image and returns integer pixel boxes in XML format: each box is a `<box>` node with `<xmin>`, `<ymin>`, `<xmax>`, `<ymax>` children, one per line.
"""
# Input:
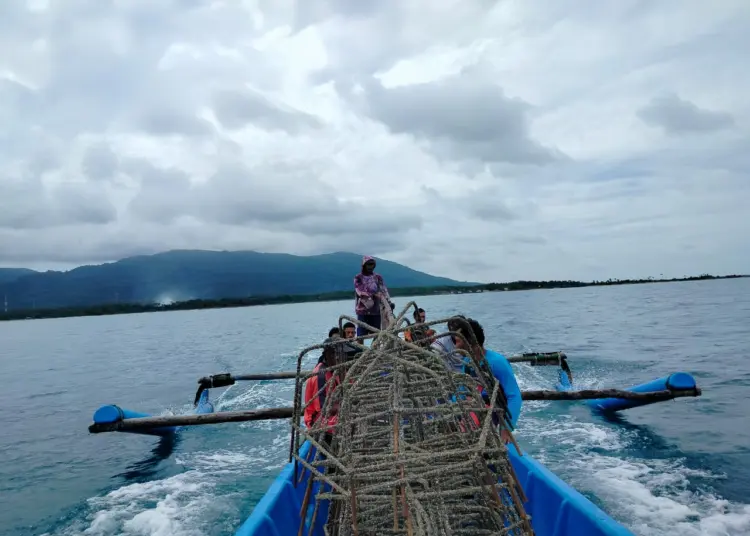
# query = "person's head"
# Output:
<box><xmin>343</xmin><ymin>322</ymin><xmax>356</xmax><ymax>339</ymax></box>
<box><xmin>413</xmin><ymin>308</ymin><xmax>426</xmax><ymax>323</ymax></box>
<box><xmin>328</xmin><ymin>326</ymin><xmax>341</xmax><ymax>338</ymax></box>
<box><xmin>447</xmin><ymin>314</ymin><xmax>466</xmax><ymax>335</ymax></box>
<box><xmin>361</xmin><ymin>255</ymin><xmax>376</xmax><ymax>275</ymax></box>
<box><xmin>453</xmin><ymin>317</ymin><xmax>485</xmax><ymax>351</ymax></box>
<box><xmin>321</xmin><ymin>337</ymin><xmax>339</xmax><ymax>365</ymax></box>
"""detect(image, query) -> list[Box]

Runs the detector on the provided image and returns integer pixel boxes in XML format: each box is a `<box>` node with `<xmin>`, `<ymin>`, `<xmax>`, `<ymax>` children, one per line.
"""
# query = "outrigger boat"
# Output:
<box><xmin>88</xmin><ymin>305</ymin><xmax>701</xmax><ymax>536</ymax></box>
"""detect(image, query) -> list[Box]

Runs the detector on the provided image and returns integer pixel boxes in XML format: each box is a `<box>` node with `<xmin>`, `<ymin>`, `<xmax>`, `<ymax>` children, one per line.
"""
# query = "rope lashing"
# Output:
<box><xmin>290</xmin><ymin>301</ymin><xmax>534</xmax><ymax>536</ymax></box>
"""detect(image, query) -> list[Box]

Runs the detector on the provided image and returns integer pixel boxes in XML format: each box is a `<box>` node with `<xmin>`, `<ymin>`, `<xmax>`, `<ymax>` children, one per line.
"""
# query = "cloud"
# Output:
<box><xmin>134</xmin><ymin>107</ymin><xmax>214</xmax><ymax>138</ymax></box>
<box><xmin>637</xmin><ymin>93</ymin><xmax>735</xmax><ymax>134</ymax></box>
<box><xmin>82</xmin><ymin>143</ymin><xmax>119</xmax><ymax>180</ymax></box>
<box><xmin>126</xmin><ymin>158</ymin><xmax>422</xmax><ymax>243</ymax></box>
<box><xmin>358</xmin><ymin>69</ymin><xmax>564</xmax><ymax>165</ymax></box>
<box><xmin>0</xmin><ymin>176</ymin><xmax>117</xmax><ymax>230</ymax></box>
<box><xmin>0</xmin><ymin>0</ymin><xmax>748</xmax><ymax>282</ymax></box>
<box><xmin>211</xmin><ymin>88</ymin><xmax>321</xmax><ymax>133</ymax></box>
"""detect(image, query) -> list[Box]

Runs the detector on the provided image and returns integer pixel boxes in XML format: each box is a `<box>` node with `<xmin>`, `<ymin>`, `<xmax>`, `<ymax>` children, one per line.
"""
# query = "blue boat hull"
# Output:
<box><xmin>234</xmin><ymin>440</ymin><xmax>634</xmax><ymax>536</ymax></box>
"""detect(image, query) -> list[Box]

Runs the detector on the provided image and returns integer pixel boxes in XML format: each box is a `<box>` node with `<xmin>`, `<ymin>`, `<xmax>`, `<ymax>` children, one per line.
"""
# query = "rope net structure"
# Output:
<box><xmin>289</xmin><ymin>301</ymin><xmax>535</xmax><ymax>536</ymax></box>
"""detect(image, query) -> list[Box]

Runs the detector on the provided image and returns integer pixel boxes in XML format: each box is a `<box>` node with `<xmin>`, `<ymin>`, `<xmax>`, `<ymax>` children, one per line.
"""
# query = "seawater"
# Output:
<box><xmin>2</xmin><ymin>279</ymin><xmax>749</xmax><ymax>536</ymax></box>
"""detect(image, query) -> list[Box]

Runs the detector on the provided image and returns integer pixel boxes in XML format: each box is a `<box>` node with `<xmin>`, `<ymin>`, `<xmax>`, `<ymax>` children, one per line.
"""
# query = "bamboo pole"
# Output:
<box><xmin>89</xmin><ymin>388</ymin><xmax>701</xmax><ymax>434</ymax></box>
<box><xmin>198</xmin><ymin>353</ymin><xmax>566</xmax><ymax>387</ymax></box>
<box><xmin>520</xmin><ymin>387</ymin><xmax>701</xmax><ymax>401</ymax></box>
<box><xmin>234</xmin><ymin>371</ymin><xmax>303</xmax><ymax>380</ymax></box>
<box><xmin>88</xmin><ymin>407</ymin><xmax>295</xmax><ymax>433</ymax></box>
<box><xmin>507</xmin><ymin>354</ymin><xmax>563</xmax><ymax>366</ymax></box>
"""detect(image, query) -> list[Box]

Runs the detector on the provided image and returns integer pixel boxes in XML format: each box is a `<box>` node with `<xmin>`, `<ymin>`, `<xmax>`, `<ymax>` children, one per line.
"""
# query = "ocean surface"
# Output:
<box><xmin>2</xmin><ymin>279</ymin><xmax>749</xmax><ymax>536</ymax></box>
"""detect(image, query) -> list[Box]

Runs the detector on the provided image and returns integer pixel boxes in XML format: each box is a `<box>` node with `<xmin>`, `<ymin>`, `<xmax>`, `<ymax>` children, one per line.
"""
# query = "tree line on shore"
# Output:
<box><xmin>0</xmin><ymin>273</ymin><xmax>744</xmax><ymax>322</ymax></box>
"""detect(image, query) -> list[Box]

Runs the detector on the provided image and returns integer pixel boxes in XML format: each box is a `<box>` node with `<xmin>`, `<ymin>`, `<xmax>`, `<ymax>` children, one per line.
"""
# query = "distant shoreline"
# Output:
<box><xmin>0</xmin><ymin>274</ymin><xmax>745</xmax><ymax>322</ymax></box>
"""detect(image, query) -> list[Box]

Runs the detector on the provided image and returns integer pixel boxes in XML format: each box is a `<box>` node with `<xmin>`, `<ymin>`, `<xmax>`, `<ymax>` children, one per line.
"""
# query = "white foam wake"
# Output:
<box><xmin>48</xmin><ymin>354</ymin><xmax>750</xmax><ymax>536</ymax></box>
<box><xmin>514</xmin><ymin>366</ymin><xmax>750</xmax><ymax>536</ymax></box>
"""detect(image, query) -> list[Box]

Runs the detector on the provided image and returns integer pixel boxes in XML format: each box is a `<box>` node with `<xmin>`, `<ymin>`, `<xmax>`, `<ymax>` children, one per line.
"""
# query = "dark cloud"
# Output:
<box><xmin>470</xmin><ymin>199</ymin><xmax>518</xmax><ymax>223</ymax></box>
<box><xmin>134</xmin><ymin>107</ymin><xmax>214</xmax><ymax>138</ymax></box>
<box><xmin>589</xmin><ymin>161</ymin><xmax>653</xmax><ymax>182</ymax></box>
<box><xmin>637</xmin><ymin>94</ymin><xmax>735</xmax><ymax>135</ymax></box>
<box><xmin>0</xmin><ymin>177</ymin><xmax>117</xmax><ymax>230</ymax></box>
<box><xmin>0</xmin><ymin>227</ymin><xmax>171</xmax><ymax>265</ymax></box>
<box><xmin>307</xmin><ymin>229</ymin><xmax>412</xmax><ymax>257</ymax></box>
<box><xmin>0</xmin><ymin>179</ymin><xmax>47</xmax><ymax>230</ymax></box>
<box><xmin>294</xmin><ymin>207</ymin><xmax>421</xmax><ymax>236</ymax></box>
<box><xmin>211</xmin><ymin>89</ymin><xmax>321</xmax><ymax>132</ymax></box>
<box><xmin>125</xmin><ymin>161</ymin><xmax>193</xmax><ymax>224</ymax></box>
<box><xmin>52</xmin><ymin>183</ymin><xmax>118</xmax><ymax>226</ymax></box>
<box><xmin>422</xmin><ymin>185</ymin><xmax>519</xmax><ymax>223</ymax></box>
<box><xmin>28</xmin><ymin>145</ymin><xmax>62</xmax><ymax>177</ymax></box>
<box><xmin>190</xmin><ymin>162</ymin><xmax>333</xmax><ymax>225</ymax></box>
<box><xmin>125</xmin><ymin>160</ymin><xmax>422</xmax><ymax>240</ymax></box>
<box><xmin>359</xmin><ymin>70</ymin><xmax>564</xmax><ymax>165</ymax></box>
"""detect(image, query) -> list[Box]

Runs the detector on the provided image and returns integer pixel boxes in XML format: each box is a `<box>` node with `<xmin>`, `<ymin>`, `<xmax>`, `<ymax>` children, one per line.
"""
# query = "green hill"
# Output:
<box><xmin>0</xmin><ymin>268</ymin><xmax>37</xmax><ymax>285</ymax></box>
<box><xmin>0</xmin><ymin>250</ymin><xmax>472</xmax><ymax>311</ymax></box>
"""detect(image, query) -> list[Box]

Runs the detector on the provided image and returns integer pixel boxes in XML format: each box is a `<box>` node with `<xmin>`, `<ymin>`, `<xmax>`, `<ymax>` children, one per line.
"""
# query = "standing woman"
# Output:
<box><xmin>354</xmin><ymin>255</ymin><xmax>394</xmax><ymax>337</ymax></box>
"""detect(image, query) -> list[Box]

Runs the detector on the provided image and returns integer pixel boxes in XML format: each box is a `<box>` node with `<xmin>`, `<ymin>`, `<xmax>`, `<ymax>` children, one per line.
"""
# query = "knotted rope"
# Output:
<box><xmin>290</xmin><ymin>301</ymin><xmax>534</xmax><ymax>536</ymax></box>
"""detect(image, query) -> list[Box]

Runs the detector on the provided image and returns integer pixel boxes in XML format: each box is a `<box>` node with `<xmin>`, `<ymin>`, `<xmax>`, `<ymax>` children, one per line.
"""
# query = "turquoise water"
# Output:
<box><xmin>2</xmin><ymin>279</ymin><xmax>749</xmax><ymax>536</ymax></box>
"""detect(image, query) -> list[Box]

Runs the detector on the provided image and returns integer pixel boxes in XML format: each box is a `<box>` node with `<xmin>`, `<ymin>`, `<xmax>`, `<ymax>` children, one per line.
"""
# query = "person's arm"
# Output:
<box><xmin>485</xmin><ymin>350</ymin><xmax>522</xmax><ymax>429</ymax></box>
<box><xmin>376</xmin><ymin>275</ymin><xmax>395</xmax><ymax>312</ymax></box>
<box><xmin>377</xmin><ymin>275</ymin><xmax>392</xmax><ymax>302</ymax></box>
<box><xmin>303</xmin><ymin>373</ymin><xmax>319</xmax><ymax>429</ymax></box>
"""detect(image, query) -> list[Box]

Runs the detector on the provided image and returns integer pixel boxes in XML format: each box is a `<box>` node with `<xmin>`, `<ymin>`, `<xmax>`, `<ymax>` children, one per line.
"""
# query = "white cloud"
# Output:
<box><xmin>0</xmin><ymin>0</ymin><xmax>748</xmax><ymax>281</ymax></box>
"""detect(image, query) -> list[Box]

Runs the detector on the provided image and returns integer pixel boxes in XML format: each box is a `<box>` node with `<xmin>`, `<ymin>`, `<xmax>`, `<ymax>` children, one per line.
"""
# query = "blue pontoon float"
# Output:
<box><xmin>91</xmin><ymin>390</ymin><xmax>214</xmax><ymax>436</ymax></box>
<box><xmin>586</xmin><ymin>372</ymin><xmax>698</xmax><ymax>413</ymax></box>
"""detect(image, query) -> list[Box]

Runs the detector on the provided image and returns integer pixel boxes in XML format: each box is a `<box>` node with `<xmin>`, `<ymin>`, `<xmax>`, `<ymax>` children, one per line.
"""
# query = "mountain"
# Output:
<box><xmin>0</xmin><ymin>268</ymin><xmax>37</xmax><ymax>285</ymax></box>
<box><xmin>0</xmin><ymin>250</ymin><xmax>473</xmax><ymax>311</ymax></box>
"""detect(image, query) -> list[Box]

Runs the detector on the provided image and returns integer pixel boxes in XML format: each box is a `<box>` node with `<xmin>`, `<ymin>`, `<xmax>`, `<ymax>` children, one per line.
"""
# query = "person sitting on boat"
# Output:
<box><xmin>339</xmin><ymin>322</ymin><xmax>362</xmax><ymax>360</ymax></box>
<box><xmin>404</xmin><ymin>308</ymin><xmax>436</xmax><ymax>346</ymax></box>
<box><xmin>430</xmin><ymin>315</ymin><xmax>463</xmax><ymax>357</ymax></box>
<box><xmin>342</xmin><ymin>322</ymin><xmax>356</xmax><ymax>339</ymax></box>
<box><xmin>354</xmin><ymin>255</ymin><xmax>394</xmax><ymax>337</ymax></box>
<box><xmin>453</xmin><ymin>318</ymin><xmax>523</xmax><ymax>442</ymax></box>
<box><xmin>303</xmin><ymin>337</ymin><xmax>342</xmax><ymax>433</ymax></box>
<box><xmin>328</xmin><ymin>326</ymin><xmax>340</xmax><ymax>338</ymax></box>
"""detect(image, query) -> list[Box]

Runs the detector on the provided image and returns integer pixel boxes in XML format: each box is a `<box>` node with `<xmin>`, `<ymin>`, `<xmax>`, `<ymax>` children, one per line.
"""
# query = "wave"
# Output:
<box><xmin>44</xmin><ymin>353</ymin><xmax>750</xmax><ymax>536</ymax></box>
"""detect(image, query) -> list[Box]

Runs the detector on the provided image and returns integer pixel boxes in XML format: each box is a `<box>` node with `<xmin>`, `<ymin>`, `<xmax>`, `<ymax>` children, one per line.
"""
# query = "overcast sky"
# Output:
<box><xmin>1</xmin><ymin>1</ymin><xmax>748</xmax><ymax>282</ymax></box>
